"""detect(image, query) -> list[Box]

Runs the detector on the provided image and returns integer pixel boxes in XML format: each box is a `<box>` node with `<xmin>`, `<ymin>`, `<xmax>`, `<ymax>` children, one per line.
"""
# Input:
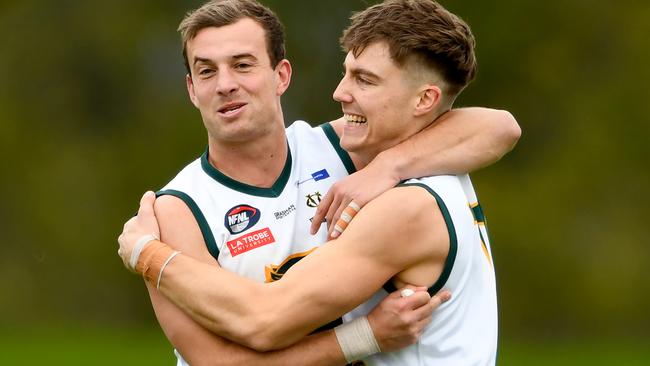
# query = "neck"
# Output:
<box><xmin>348</xmin><ymin>151</ymin><xmax>374</xmax><ymax>170</ymax></box>
<box><xmin>207</xmin><ymin>126</ymin><xmax>288</xmax><ymax>188</ymax></box>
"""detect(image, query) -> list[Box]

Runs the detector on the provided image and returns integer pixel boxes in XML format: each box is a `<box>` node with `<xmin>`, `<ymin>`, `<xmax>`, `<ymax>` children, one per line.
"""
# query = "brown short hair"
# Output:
<box><xmin>178</xmin><ymin>0</ymin><xmax>286</xmax><ymax>73</ymax></box>
<box><xmin>340</xmin><ymin>0</ymin><xmax>476</xmax><ymax>97</ymax></box>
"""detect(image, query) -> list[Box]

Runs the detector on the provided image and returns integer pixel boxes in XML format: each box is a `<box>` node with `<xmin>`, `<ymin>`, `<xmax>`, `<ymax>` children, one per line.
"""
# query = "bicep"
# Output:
<box><xmin>154</xmin><ymin>195</ymin><xmax>218</xmax><ymax>264</ymax></box>
<box><xmin>265</xmin><ymin>188</ymin><xmax>437</xmax><ymax>340</ymax></box>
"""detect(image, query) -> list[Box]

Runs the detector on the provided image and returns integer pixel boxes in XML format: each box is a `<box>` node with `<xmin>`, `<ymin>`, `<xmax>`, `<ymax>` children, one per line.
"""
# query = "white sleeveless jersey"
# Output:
<box><xmin>343</xmin><ymin>174</ymin><xmax>498</xmax><ymax>366</ymax></box>
<box><xmin>159</xmin><ymin>121</ymin><xmax>354</xmax><ymax>283</ymax></box>
<box><xmin>162</xmin><ymin>121</ymin><xmax>355</xmax><ymax>366</ymax></box>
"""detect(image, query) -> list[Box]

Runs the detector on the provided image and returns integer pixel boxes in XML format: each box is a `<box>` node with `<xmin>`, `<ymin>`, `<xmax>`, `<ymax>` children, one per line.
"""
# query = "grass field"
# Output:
<box><xmin>1</xmin><ymin>327</ymin><xmax>648</xmax><ymax>365</ymax></box>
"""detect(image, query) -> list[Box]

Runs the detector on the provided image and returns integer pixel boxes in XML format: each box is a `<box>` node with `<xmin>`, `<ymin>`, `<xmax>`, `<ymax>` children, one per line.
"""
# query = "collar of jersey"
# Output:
<box><xmin>200</xmin><ymin>143</ymin><xmax>292</xmax><ymax>198</ymax></box>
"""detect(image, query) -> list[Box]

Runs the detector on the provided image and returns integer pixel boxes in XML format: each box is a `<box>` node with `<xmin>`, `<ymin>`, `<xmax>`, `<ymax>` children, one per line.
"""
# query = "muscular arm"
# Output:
<box><xmin>339</xmin><ymin>107</ymin><xmax>521</xmax><ymax>177</ymax></box>
<box><xmin>312</xmin><ymin>107</ymin><xmax>519</xmax><ymax>236</ymax></box>
<box><xmin>149</xmin><ymin>195</ymin><xmax>346</xmax><ymax>365</ymax></box>
<box><xmin>155</xmin><ymin>187</ymin><xmax>446</xmax><ymax>351</ymax></box>
<box><xmin>145</xmin><ymin>195</ymin><xmax>439</xmax><ymax>364</ymax></box>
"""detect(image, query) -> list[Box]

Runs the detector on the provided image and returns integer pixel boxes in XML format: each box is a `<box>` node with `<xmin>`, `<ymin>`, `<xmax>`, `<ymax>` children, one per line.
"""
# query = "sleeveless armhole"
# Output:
<box><xmin>319</xmin><ymin>123</ymin><xmax>357</xmax><ymax>174</ymax></box>
<box><xmin>382</xmin><ymin>183</ymin><xmax>458</xmax><ymax>296</ymax></box>
<box><xmin>156</xmin><ymin>189</ymin><xmax>220</xmax><ymax>260</ymax></box>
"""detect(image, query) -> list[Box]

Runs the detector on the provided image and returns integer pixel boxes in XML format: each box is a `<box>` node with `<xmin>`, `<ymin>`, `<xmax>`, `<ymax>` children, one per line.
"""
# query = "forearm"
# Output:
<box><xmin>147</xmin><ymin>282</ymin><xmax>346</xmax><ymax>366</ymax></box>
<box><xmin>153</xmin><ymin>250</ymin><xmax>276</xmax><ymax>350</ymax></box>
<box><xmin>146</xmin><ymin>239</ymin><xmax>393</xmax><ymax>351</ymax></box>
<box><xmin>377</xmin><ymin>107</ymin><xmax>520</xmax><ymax>179</ymax></box>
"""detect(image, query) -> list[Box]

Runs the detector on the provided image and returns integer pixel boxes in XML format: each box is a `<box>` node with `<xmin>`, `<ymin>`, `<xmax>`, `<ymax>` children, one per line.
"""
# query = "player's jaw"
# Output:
<box><xmin>340</xmin><ymin>109</ymin><xmax>374</xmax><ymax>156</ymax></box>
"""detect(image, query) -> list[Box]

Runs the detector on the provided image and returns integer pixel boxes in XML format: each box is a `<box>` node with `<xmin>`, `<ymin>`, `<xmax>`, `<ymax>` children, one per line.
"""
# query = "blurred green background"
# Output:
<box><xmin>1</xmin><ymin>0</ymin><xmax>648</xmax><ymax>364</ymax></box>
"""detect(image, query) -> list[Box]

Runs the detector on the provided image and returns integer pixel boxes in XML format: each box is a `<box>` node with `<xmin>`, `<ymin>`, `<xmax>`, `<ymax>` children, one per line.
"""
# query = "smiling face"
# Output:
<box><xmin>333</xmin><ymin>41</ymin><xmax>436</xmax><ymax>161</ymax></box>
<box><xmin>185</xmin><ymin>18</ymin><xmax>291</xmax><ymax>145</ymax></box>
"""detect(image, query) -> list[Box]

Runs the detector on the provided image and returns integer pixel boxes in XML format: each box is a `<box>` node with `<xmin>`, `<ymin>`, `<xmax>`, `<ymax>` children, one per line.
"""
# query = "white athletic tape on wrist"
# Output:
<box><xmin>129</xmin><ymin>234</ymin><xmax>159</xmax><ymax>271</ymax></box>
<box><xmin>334</xmin><ymin>316</ymin><xmax>381</xmax><ymax>363</ymax></box>
<box><xmin>156</xmin><ymin>251</ymin><xmax>181</xmax><ymax>290</ymax></box>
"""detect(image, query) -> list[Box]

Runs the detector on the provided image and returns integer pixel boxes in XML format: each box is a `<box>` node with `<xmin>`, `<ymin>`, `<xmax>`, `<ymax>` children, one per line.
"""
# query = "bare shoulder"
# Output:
<box><xmin>339</xmin><ymin>185</ymin><xmax>448</xmax><ymax>267</ymax></box>
<box><xmin>154</xmin><ymin>194</ymin><xmax>192</xmax><ymax>218</ymax></box>
<box><xmin>154</xmin><ymin>194</ymin><xmax>216</xmax><ymax>264</ymax></box>
<box><xmin>365</xmin><ymin>184</ymin><xmax>441</xmax><ymax>223</ymax></box>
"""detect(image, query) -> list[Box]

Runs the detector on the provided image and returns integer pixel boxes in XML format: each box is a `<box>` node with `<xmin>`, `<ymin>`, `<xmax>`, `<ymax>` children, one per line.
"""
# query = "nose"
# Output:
<box><xmin>216</xmin><ymin>68</ymin><xmax>239</xmax><ymax>96</ymax></box>
<box><xmin>333</xmin><ymin>75</ymin><xmax>352</xmax><ymax>103</ymax></box>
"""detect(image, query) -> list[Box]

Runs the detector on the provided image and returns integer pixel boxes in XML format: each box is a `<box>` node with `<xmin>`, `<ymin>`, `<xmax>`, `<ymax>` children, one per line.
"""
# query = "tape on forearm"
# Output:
<box><xmin>129</xmin><ymin>234</ymin><xmax>159</xmax><ymax>271</ymax></box>
<box><xmin>334</xmin><ymin>316</ymin><xmax>381</xmax><ymax>363</ymax></box>
<box><xmin>135</xmin><ymin>240</ymin><xmax>179</xmax><ymax>287</ymax></box>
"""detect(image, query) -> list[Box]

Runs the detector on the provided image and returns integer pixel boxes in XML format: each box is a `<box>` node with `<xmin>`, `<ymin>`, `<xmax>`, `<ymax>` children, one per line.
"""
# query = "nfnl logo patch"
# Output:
<box><xmin>227</xmin><ymin>228</ymin><xmax>275</xmax><ymax>257</ymax></box>
<box><xmin>224</xmin><ymin>204</ymin><xmax>261</xmax><ymax>234</ymax></box>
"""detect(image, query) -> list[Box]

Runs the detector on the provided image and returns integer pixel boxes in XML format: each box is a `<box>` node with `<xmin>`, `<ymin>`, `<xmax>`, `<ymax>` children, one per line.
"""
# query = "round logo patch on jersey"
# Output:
<box><xmin>224</xmin><ymin>204</ymin><xmax>261</xmax><ymax>234</ymax></box>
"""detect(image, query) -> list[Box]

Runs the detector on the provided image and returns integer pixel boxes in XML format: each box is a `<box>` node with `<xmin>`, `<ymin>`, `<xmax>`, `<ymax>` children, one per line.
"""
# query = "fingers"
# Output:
<box><xmin>324</xmin><ymin>194</ymin><xmax>343</xmax><ymax>232</ymax></box>
<box><xmin>310</xmin><ymin>190</ymin><xmax>334</xmax><ymax>235</ymax></box>
<box><xmin>138</xmin><ymin>191</ymin><xmax>156</xmax><ymax>218</ymax></box>
<box><xmin>410</xmin><ymin>289</ymin><xmax>451</xmax><ymax>322</ymax></box>
<box><xmin>398</xmin><ymin>289</ymin><xmax>431</xmax><ymax>311</ymax></box>
<box><xmin>330</xmin><ymin>201</ymin><xmax>360</xmax><ymax>239</ymax></box>
<box><xmin>429</xmin><ymin>289</ymin><xmax>452</xmax><ymax>308</ymax></box>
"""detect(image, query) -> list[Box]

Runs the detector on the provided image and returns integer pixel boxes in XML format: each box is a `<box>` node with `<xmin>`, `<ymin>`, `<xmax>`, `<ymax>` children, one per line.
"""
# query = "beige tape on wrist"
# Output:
<box><xmin>129</xmin><ymin>234</ymin><xmax>159</xmax><ymax>271</ymax></box>
<box><xmin>135</xmin><ymin>240</ymin><xmax>179</xmax><ymax>287</ymax></box>
<box><xmin>334</xmin><ymin>316</ymin><xmax>381</xmax><ymax>363</ymax></box>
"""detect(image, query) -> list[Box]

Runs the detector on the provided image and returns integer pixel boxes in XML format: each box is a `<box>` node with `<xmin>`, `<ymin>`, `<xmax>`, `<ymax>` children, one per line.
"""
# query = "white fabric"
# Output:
<box><xmin>160</xmin><ymin>121</ymin><xmax>350</xmax><ymax>365</ymax></box>
<box><xmin>343</xmin><ymin>174</ymin><xmax>499</xmax><ymax>366</ymax></box>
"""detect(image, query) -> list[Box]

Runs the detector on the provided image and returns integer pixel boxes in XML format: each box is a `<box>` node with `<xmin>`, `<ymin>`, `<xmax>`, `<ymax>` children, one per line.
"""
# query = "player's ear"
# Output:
<box><xmin>275</xmin><ymin>59</ymin><xmax>292</xmax><ymax>96</ymax></box>
<box><xmin>414</xmin><ymin>84</ymin><xmax>442</xmax><ymax>117</ymax></box>
<box><xmin>186</xmin><ymin>74</ymin><xmax>200</xmax><ymax>108</ymax></box>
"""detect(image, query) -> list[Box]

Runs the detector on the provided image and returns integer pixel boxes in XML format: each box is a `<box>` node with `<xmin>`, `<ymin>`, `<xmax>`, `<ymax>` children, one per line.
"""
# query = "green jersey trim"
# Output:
<box><xmin>200</xmin><ymin>146</ymin><xmax>292</xmax><ymax>198</ymax></box>
<box><xmin>156</xmin><ymin>189</ymin><xmax>220</xmax><ymax>260</ymax></box>
<box><xmin>384</xmin><ymin>182</ymin><xmax>458</xmax><ymax>296</ymax></box>
<box><xmin>319</xmin><ymin>123</ymin><xmax>357</xmax><ymax>175</ymax></box>
<box><xmin>471</xmin><ymin>203</ymin><xmax>486</xmax><ymax>224</ymax></box>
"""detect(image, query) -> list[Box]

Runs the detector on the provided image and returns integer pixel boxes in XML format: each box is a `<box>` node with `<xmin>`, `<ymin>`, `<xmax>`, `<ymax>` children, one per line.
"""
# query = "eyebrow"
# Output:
<box><xmin>193</xmin><ymin>53</ymin><xmax>258</xmax><ymax>66</ymax></box>
<box><xmin>349</xmin><ymin>66</ymin><xmax>381</xmax><ymax>82</ymax></box>
<box><xmin>232</xmin><ymin>53</ymin><xmax>257</xmax><ymax>61</ymax></box>
<box><xmin>193</xmin><ymin>57</ymin><xmax>214</xmax><ymax>66</ymax></box>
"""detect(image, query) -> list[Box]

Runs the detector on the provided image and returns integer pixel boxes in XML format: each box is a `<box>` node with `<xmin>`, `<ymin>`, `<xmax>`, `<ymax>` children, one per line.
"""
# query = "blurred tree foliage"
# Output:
<box><xmin>1</xmin><ymin>0</ymin><xmax>647</xmax><ymax>342</ymax></box>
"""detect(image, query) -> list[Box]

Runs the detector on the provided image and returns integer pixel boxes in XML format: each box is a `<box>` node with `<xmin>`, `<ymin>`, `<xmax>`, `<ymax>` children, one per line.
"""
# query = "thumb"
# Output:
<box><xmin>138</xmin><ymin>191</ymin><xmax>156</xmax><ymax>218</ymax></box>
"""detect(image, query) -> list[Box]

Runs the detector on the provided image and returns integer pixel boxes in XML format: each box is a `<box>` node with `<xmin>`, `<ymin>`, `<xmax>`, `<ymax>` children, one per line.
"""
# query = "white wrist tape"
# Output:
<box><xmin>129</xmin><ymin>234</ymin><xmax>159</xmax><ymax>271</ymax></box>
<box><xmin>334</xmin><ymin>316</ymin><xmax>381</xmax><ymax>363</ymax></box>
<box><xmin>156</xmin><ymin>251</ymin><xmax>181</xmax><ymax>290</ymax></box>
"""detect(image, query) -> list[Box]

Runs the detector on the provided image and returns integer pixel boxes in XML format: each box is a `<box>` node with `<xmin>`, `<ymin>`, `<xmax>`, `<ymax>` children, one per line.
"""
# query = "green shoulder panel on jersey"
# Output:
<box><xmin>156</xmin><ymin>189</ymin><xmax>220</xmax><ymax>260</ymax></box>
<box><xmin>200</xmin><ymin>146</ymin><xmax>292</xmax><ymax>198</ymax></box>
<box><xmin>319</xmin><ymin>122</ymin><xmax>356</xmax><ymax>175</ymax></box>
<box><xmin>396</xmin><ymin>182</ymin><xmax>458</xmax><ymax>296</ymax></box>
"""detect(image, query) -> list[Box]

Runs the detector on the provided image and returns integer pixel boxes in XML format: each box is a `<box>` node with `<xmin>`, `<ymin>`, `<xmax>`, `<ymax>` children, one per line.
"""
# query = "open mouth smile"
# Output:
<box><xmin>344</xmin><ymin>113</ymin><xmax>367</xmax><ymax>126</ymax></box>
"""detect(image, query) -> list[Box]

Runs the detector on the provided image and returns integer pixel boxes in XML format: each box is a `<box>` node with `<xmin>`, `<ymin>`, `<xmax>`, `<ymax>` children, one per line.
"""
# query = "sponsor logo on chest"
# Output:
<box><xmin>227</xmin><ymin>228</ymin><xmax>276</xmax><ymax>257</ymax></box>
<box><xmin>274</xmin><ymin>204</ymin><xmax>296</xmax><ymax>220</ymax></box>
<box><xmin>224</xmin><ymin>204</ymin><xmax>261</xmax><ymax>234</ymax></box>
<box><xmin>306</xmin><ymin>191</ymin><xmax>322</xmax><ymax>208</ymax></box>
<box><xmin>296</xmin><ymin>169</ymin><xmax>330</xmax><ymax>187</ymax></box>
